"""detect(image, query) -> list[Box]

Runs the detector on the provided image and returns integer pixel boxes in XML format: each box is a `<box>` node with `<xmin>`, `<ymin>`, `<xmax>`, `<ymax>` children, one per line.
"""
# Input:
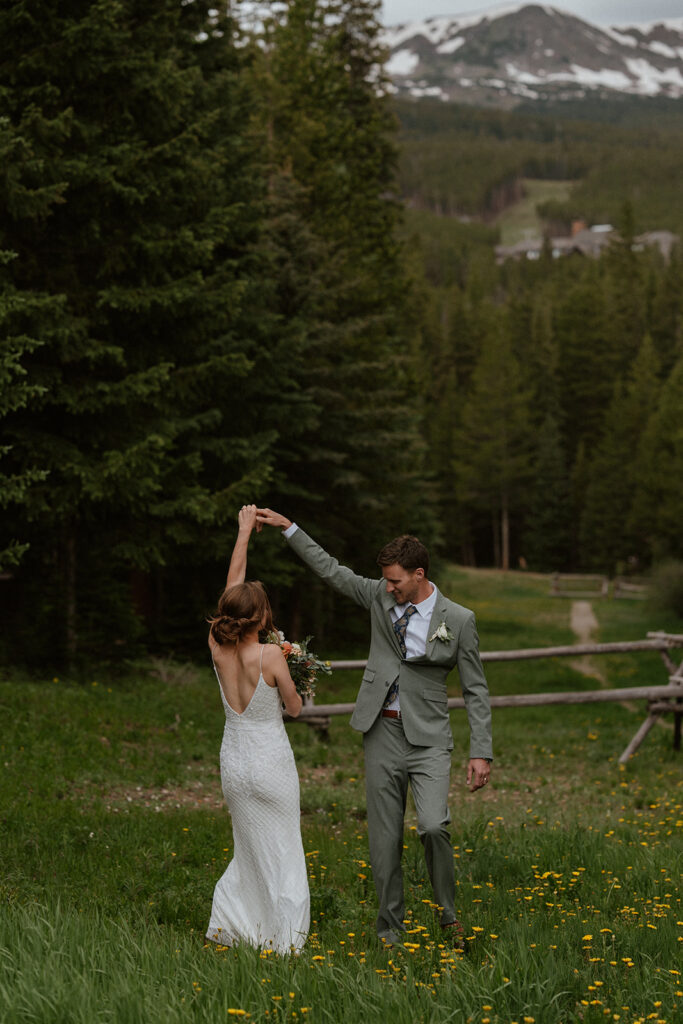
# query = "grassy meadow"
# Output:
<box><xmin>494</xmin><ymin>180</ymin><xmax>574</xmax><ymax>246</ymax></box>
<box><xmin>1</xmin><ymin>568</ymin><xmax>682</xmax><ymax>1023</ymax></box>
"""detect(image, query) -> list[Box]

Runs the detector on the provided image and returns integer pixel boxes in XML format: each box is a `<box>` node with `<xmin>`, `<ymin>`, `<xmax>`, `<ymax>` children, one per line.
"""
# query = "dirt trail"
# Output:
<box><xmin>569</xmin><ymin>600</ymin><xmax>606</xmax><ymax>684</ymax></box>
<box><xmin>569</xmin><ymin>601</ymin><xmax>640</xmax><ymax>713</ymax></box>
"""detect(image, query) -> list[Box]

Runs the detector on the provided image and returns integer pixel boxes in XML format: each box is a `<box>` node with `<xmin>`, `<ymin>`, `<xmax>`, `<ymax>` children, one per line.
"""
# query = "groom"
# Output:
<box><xmin>257</xmin><ymin>510</ymin><xmax>493</xmax><ymax>948</ymax></box>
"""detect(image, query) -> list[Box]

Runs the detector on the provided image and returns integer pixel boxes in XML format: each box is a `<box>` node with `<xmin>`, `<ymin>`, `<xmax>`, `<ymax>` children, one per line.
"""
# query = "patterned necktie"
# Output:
<box><xmin>384</xmin><ymin>605</ymin><xmax>418</xmax><ymax>709</ymax></box>
<box><xmin>393</xmin><ymin>604</ymin><xmax>418</xmax><ymax>657</ymax></box>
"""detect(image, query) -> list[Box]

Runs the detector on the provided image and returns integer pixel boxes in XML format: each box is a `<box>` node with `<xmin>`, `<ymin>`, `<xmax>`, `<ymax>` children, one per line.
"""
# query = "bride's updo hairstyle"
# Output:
<box><xmin>209</xmin><ymin>581</ymin><xmax>275</xmax><ymax>645</ymax></box>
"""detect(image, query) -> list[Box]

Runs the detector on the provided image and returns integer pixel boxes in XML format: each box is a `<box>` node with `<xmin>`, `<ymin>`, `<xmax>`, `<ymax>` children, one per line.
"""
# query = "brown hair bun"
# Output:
<box><xmin>208</xmin><ymin>581</ymin><xmax>275</xmax><ymax>645</ymax></box>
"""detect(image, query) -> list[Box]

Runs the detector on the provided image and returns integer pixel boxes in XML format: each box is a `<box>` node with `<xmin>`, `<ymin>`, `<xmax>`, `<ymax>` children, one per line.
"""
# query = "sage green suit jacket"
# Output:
<box><xmin>287</xmin><ymin>528</ymin><xmax>493</xmax><ymax>758</ymax></box>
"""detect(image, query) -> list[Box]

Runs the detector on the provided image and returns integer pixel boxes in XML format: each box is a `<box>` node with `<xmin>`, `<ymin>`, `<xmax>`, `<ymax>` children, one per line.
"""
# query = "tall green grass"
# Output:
<box><xmin>1</xmin><ymin>570</ymin><xmax>681</xmax><ymax>1022</ymax></box>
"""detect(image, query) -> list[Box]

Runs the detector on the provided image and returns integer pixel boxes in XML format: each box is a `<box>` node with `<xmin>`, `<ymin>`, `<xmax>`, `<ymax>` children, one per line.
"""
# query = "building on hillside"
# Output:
<box><xmin>495</xmin><ymin>225</ymin><xmax>679</xmax><ymax>264</ymax></box>
<box><xmin>632</xmin><ymin>230</ymin><xmax>680</xmax><ymax>260</ymax></box>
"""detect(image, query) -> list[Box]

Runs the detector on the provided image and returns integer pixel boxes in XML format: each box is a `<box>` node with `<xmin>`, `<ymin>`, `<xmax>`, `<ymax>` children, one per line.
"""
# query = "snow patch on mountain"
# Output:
<box><xmin>602</xmin><ymin>28</ymin><xmax>638</xmax><ymax>48</ymax></box>
<box><xmin>624</xmin><ymin>58</ymin><xmax>683</xmax><ymax>95</ymax></box>
<box><xmin>385</xmin><ymin>49</ymin><xmax>420</xmax><ymax>76</ymax></box>
<box><xmin>382</xmin><ymin>3</ymin><xmax>548</xmax><ymax>50</ymax></box>
<box><xmin>437</xmin><ymin>37</ymin><xmax>466</xmax><ymax>56</ymax></box>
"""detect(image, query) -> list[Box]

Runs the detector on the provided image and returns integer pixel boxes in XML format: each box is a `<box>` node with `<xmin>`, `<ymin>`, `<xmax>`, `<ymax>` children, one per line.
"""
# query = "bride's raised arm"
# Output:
<box><xmin>226</xmin><ymin>504</ymin><xmax>259</xmax><ymax>588</ymax></box>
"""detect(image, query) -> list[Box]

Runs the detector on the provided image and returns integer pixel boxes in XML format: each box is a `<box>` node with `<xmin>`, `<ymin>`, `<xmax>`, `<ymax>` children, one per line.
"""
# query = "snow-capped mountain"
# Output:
<box><xmin>381</xmin><ymin>4</ymin><xmax>683</xmax><ymax>105</ymax></box>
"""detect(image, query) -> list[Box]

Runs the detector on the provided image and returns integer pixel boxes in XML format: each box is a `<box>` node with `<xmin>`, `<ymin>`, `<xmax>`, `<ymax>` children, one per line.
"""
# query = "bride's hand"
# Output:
<box><xmin>238</xmin><ymin>504</ymin><xmax>260</xmax><ymax>533</ymax></box>
<box><xmin>257</xmin><ymin>508</ymin><xmax>292</xmax><ymax>530</ymax></box>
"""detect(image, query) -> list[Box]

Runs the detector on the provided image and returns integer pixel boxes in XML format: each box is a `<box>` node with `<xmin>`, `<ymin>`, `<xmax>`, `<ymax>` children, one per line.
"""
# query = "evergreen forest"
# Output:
<box><xmin>1</xmin><ymin>0</ymin><xmax>682</xmax><ymax>667</ymax></box>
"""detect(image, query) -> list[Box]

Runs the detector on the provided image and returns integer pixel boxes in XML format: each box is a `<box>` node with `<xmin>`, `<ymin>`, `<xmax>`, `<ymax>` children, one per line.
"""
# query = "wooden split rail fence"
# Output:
<box><xmin>550</xmin><ymin>574</ymin><xmax>649</xmax><ymax>599</ymax></box>
<box><xmin>294</xmin><ymin>631</ymin><xmax>683</xmax><ymax>765</ymax></box>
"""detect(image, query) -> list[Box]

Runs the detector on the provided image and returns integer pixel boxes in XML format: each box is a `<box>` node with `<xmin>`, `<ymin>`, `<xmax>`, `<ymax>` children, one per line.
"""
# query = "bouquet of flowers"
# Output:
<box><xmin>265</xmin><ymin>630</ymin><xmax>331</xmax><ymax>700</ymax></box>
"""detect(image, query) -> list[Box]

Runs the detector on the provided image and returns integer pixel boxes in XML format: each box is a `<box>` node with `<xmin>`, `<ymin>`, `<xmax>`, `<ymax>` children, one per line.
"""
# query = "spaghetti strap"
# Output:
<box><xmin>259</xmin><ymin>643</ymin><xmax>265</xmax><ymax>676</ymax></box>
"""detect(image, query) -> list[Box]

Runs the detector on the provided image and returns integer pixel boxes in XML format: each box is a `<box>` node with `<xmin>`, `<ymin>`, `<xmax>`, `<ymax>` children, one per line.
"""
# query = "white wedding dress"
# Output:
<box><xmin>206</xmin><ymin>645</ymin><xmax>310</xmax><ymax>954</ymax></box>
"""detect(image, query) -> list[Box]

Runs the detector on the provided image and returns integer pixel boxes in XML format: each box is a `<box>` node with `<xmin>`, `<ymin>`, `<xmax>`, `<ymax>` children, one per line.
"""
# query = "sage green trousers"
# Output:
<box><xmin>363</xmin><ymin>715</ymin><xmax>456</xmax><ymax>943</ymax></box>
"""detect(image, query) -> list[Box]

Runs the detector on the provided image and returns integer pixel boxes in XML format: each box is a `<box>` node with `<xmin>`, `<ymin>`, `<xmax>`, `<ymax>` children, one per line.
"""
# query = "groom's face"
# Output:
<box><xmin>382</xmin><ymin>564</ymin><xmax>423</xmax><ymax>605</ymax></box>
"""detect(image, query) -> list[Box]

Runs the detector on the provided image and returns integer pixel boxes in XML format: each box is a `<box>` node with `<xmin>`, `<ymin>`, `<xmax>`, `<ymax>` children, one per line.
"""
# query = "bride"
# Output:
<box><xmin>205</xmin><ymin>504</ymin><xmax>309</xmax><ymax>954</ymax></box>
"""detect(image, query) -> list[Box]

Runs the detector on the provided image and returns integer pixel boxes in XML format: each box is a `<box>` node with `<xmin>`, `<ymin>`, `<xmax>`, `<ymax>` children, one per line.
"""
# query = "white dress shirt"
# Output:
<box><xmin>389</xmin><ymin>587</ymin><xmax>437</xmax><ymax>660</ymax></box>
<box><xmin>385</xmin><ymin>586</ymin><xmax>436</xmax><ymax>712</ymax></box>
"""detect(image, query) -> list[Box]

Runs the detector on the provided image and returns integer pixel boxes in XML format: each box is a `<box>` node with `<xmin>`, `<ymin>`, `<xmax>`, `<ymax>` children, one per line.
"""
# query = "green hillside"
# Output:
<box><xmin>394</xmin><ymin>98</ymin><xmax>683</xmax><ymax>237</ymax></box>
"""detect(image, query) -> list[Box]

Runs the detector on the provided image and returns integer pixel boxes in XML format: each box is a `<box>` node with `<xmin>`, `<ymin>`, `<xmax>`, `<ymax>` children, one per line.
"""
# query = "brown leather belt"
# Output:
<box><xmin>381</xmin><ymin>709</ymin><xmax>401</xmax><ymax>719</ymax></box>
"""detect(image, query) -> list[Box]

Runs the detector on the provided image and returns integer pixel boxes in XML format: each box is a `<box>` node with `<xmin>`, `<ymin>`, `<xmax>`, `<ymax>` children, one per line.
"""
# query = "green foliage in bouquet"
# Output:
<box><xmin>265</xmin><ymin>631</ymin><xmax>331</xmax><ymax>700</ymax></box>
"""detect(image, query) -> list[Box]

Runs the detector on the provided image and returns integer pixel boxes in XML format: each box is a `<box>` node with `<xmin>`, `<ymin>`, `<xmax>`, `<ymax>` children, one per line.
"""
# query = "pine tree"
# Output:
<box><xmin>628</xmin><ymin>352</ymin><xmax>683</xmax><ymax>563</ymax></box>
<box><xmin>453</xmin><ymin>322</ymin><xmax>533</xmax><ymax>570</ymax></box>
<box><xmin>0</xmin><ymin>0</ymin><xmax>269</xmax><ymax>661</ymax></box>
<box><xmin>0</xmin><ymin>247</ymin><xmax>53</xmax><ymax>572</ymax></box>
<box><xmin>600</xmin><ymin>201</ymin><xmax>647</xmax><ymax>369</ymax></box>
<box><xmin>553</xmin><ymin>263</ymin><xmax>615</xmax><ymax>462</ymax></box>
<box><xmin>251</xmin><ymin>0</ymin><xmax>435</xmax><ymax>587</ymax></box>
<box><xmin>413</xmin><ymin>284</ymin><xmax>472</xmax><ymax>562</ymax></box>
<box><xmin>523</xmin><ymin>409</ymin><xmax>572</xmax><ymax>572</ymax></box>
<box><xmin>650</xmin><ymin>243</ymin><xmax>683</xmax><ymax>375</ymax></box>
<box><xmin>579</xmin><ymin>335</ymin><xmax>661</xmax><ymax>572</ymax></box>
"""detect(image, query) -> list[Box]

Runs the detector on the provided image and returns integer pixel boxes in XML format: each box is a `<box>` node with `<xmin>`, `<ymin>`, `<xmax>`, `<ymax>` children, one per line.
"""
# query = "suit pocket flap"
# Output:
<box><xmin>423</xmin><ymin>687</ymin><xmax>447</xmax><ymax>703</ymax></box>
<box><xmin>362</xmin><ymin>669</ymin><xmax>375</xmax><ymax>684</ymax></box>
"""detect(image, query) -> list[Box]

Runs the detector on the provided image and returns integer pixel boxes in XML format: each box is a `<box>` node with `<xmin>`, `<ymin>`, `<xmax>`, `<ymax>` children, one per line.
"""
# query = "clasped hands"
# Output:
<box><xmin>237</xmin><ymin>506</ymin><xmax>292</xmax><ymax>534</ymax></box>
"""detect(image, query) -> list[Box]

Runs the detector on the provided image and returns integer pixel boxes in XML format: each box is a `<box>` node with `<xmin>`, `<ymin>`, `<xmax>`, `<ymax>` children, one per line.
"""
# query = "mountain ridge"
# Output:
<box><xmin>381</xmin><ymin>4</ymin><xmax>683</xmax><ymax>107</ymax></box>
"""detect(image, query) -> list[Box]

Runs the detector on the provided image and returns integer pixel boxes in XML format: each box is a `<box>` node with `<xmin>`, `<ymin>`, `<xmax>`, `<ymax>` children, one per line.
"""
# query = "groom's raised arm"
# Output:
<box><xmin>257</xmin><ymin>509</ymin><xmax>379</xmax><ymax>610</ymax></box>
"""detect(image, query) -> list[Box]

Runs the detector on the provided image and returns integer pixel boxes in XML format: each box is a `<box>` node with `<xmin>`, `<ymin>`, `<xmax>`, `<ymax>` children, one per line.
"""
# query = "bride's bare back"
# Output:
<box><xmin>210</xmin><ymin>639</ymin><xmax>277</xmax><ymax>714</ymax></box>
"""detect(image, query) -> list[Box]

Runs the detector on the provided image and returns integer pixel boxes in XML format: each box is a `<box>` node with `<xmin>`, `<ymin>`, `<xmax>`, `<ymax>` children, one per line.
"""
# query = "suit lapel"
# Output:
<box><xmin>380</xmin><ymin>590</ymin><xmax>402</xmax><ymax>654</ymax></box>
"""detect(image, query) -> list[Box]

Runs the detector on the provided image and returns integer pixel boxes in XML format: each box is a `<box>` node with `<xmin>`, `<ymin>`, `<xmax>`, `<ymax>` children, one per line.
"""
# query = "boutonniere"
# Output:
<box><xmin>429</xmin><ymin>622</ymin><xmax>454</xmax><ymax>643</ymax></box>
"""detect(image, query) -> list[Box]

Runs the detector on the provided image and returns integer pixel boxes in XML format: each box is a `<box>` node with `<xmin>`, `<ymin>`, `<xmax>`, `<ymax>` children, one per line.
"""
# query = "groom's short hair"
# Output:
<box><xmin>376</xmin><ymin>535</ymin><xmax>429</xmax><ymax>574</ymax></box>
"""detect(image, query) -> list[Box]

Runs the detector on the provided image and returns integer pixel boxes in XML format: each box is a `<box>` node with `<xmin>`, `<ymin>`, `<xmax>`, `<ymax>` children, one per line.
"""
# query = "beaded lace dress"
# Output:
<box><xmin>206</xmin><ymin>645</ymin><xmax>309</xmax><ymax>954</ymax></box>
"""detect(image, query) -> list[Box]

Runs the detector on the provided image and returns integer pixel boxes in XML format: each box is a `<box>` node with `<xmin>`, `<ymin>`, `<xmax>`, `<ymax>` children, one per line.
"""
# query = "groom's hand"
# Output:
<box><xmin>257</xmin><ymin>507</ymin><xmax>293</xmax><ymax>531</ymax></box>
<box><xmin>467</xmin><ymin>758</ymin><xmax>491</xmax><ymax>792</ymax></box>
